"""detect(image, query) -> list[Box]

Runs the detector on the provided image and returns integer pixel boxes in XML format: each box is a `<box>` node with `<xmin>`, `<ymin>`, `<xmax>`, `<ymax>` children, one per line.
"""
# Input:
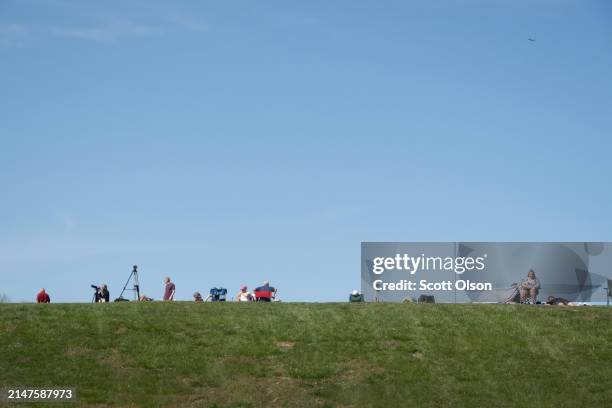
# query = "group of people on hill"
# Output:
<box><xmin>34</xmin><ymin>270</ymin><xmax>544</xmax><ymax>304</ymax></box>
<box><xmin>34</xmin><ymin>277</ymin><xmax>277</xmax><ymax>303</ymax></box>
<box><xmin>161</xmin><ymin>277</ymin><xmax>278</xmax><ymax>302</ymax></box>
<box><xmin>235</xmin><ymin>281</ymin><xmax>277</xmax><ymax>302</ymax></box>
<box><xmin>193</xmin><ymin>281</ymin><xmax>278</xmax><ymax>302</ymax></box>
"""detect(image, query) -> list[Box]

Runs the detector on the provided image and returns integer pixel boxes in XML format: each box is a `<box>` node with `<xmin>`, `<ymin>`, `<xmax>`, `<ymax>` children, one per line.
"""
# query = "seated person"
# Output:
<box><xmin>349</xmin><ymin>290</ymin><xmax>364</xmax><ymax>302</ymax></box>
<box><xmin>254</xmin><ymin>281</ymin><xmax>277</xmax><ymax>302</ymax></box>
<box><xmin>519</xmin><ymin>269</ymin><xmax>541</xmax><ymax>304</ymax></box>
<box><xmin>139</xmin><ymin>294</ymin><xmax>153</xmax><ymax>302</ymax></box>
<box><xmin>36</xmin><ymin>288</ymin><xmax>51</xmax><ymax>303</ymax></box>
<box><xmin>193</xmin><ymin>292</ymin><xmax>204</xmax><ymax>302</ymax></box>
<box><xmin>235</xmin><ymin>285</ymin><xmax>254</xmax><ymax>302</ymax></box>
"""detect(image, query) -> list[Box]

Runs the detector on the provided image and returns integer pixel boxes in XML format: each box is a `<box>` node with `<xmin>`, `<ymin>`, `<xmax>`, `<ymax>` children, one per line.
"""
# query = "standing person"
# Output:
<box><xmin>519</xmin><ymin>269</ymin><xmax>541</xmax><ymax>304</ymax></box>
<box><xmin>36</xmin><ymin>288</ymin><xmax>50</xmax><ymax>303</ymax></box>
<box><xmin>163</xmin><ymin>277</ymin><xmax>175</xmax><ymax>301</ymax></box>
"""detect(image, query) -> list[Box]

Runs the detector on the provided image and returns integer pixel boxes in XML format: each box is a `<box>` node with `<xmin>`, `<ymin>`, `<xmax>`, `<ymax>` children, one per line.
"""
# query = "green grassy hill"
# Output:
<box><xmin>1</xmin><ymin>302</ymin><xmax>611</xmax><ymax>407</ymax></box>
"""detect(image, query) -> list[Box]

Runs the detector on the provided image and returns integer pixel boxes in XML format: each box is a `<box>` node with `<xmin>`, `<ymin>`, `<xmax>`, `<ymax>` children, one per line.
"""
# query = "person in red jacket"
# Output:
<box><xmin>36</xmin><ymin>288</ymin><xmax>50</xmax><ymax>303</ymax></box>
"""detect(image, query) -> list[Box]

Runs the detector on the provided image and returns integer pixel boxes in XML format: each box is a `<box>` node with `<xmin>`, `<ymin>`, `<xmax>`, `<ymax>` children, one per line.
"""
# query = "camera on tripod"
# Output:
<box><xmin>114</xmin><ymin>265</ymin><xmax>140</xmax><ymax>302</ymax></box>
<box><xmin>90</xmin><ymin>265</ymin><xmax>141</xmax><ymax>303</ymax></box>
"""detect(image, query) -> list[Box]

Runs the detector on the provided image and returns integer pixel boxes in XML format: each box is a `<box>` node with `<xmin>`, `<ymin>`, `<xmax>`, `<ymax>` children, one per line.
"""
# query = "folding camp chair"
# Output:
<box><xmin>208</xmin><ymin>287</ymin><xmax>227</xmax><ymax>302</ymax></box>
<box><xmin>504</xmin><ymin>287</ymin><xmax>518</xmax><ymax>303</ymax></box>
<box><xmin>254</xmin><ymin>290</ymin><xmax>273</xmax><ymax>302</ymax></box>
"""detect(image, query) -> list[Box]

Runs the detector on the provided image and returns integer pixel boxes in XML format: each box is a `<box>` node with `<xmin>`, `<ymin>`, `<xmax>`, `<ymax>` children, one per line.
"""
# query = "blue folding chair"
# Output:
<box><xmin>208</xmin><ymin>287</ymin><xmax>227</xmax><ymax>302</ymax></box>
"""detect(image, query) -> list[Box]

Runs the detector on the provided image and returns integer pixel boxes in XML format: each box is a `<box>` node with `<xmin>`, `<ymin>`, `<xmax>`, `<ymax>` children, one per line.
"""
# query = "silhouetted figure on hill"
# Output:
<box><xmin>36</xmin><ymin>288</ymin><xmax>50</xmax><ymax>303</ymax></box>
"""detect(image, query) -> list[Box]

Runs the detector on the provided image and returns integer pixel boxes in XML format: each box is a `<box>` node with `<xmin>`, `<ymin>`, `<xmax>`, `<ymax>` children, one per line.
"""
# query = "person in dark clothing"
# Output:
<box><xmin>163</xmin><ymin>277</ymin><xmax>176</xmax><ymax>301</ymax></box>
<box><xmin>99</xmin><ymin>284</ymin><xmax>110</xmax><ymax>302</ymax></box>
<box><xmin>93</xmin><ymin>284</ymin><xmax>110</xmax><ymax>302</ymax></box>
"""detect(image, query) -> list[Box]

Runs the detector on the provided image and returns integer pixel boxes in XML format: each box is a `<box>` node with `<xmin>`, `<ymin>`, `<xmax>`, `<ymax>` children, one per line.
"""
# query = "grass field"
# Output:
<box><xmin>1</xmin><ymin>302</ymin><xmax>611</xmax><ymax>407</ymax></box>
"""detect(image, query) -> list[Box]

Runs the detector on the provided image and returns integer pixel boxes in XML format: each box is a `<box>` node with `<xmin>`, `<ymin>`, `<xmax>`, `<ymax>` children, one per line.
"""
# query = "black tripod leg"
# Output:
<box><xmin>119</xmin><ymin>271</ymin><xmax>134</xmax><ymax>299</ymax></box>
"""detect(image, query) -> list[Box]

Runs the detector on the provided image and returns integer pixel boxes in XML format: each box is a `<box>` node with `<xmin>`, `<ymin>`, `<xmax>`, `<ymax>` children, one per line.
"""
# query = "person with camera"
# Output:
<box><xmin>92</xmin><ymin>284</ymin><xmax>110</xmax><ymax>302</ymax></box>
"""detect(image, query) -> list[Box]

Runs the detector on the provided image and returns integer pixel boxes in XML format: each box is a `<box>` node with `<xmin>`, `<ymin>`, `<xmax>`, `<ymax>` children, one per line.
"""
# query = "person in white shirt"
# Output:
<box><xmin>235</xmin><ymin>285</ymin><xmax>254</xmax><ymax>302</ymax></box>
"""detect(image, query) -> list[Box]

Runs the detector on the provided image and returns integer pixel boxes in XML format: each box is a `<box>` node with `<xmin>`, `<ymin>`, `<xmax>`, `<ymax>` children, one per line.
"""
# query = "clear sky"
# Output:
<box><xmin>1</xmin><ymin>0</ymin><xmax>611</xmax><ymax>302</ymax></box>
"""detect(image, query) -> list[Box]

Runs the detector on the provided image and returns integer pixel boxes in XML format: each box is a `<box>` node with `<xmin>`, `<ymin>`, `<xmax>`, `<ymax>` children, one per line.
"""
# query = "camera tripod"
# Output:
<box><xmin>118</xmin><ymin>265</ymin><xmax>141</xmax><ymax>301</ymax></box>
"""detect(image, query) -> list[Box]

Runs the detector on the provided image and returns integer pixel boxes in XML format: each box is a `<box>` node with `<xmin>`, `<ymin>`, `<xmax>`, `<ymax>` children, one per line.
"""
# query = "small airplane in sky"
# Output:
<box><xmin>528</xmin><ymin>38</ymin><xmax>536</xmax><ymax>42</ymax></box>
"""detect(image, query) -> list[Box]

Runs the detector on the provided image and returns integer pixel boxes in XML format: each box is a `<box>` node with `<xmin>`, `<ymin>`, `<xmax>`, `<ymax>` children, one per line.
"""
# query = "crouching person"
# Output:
<box><xmin>36</xmin><ymin>288</ymin><xmax>51</xmax><ymax>303</ymax></box>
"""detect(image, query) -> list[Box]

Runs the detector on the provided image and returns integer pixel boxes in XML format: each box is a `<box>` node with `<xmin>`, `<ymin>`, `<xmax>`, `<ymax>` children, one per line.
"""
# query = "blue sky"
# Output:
<box><xmin>1</xmin><ymin>0</ymin><xmax>611</xmax><ymax>302</ymax></box>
